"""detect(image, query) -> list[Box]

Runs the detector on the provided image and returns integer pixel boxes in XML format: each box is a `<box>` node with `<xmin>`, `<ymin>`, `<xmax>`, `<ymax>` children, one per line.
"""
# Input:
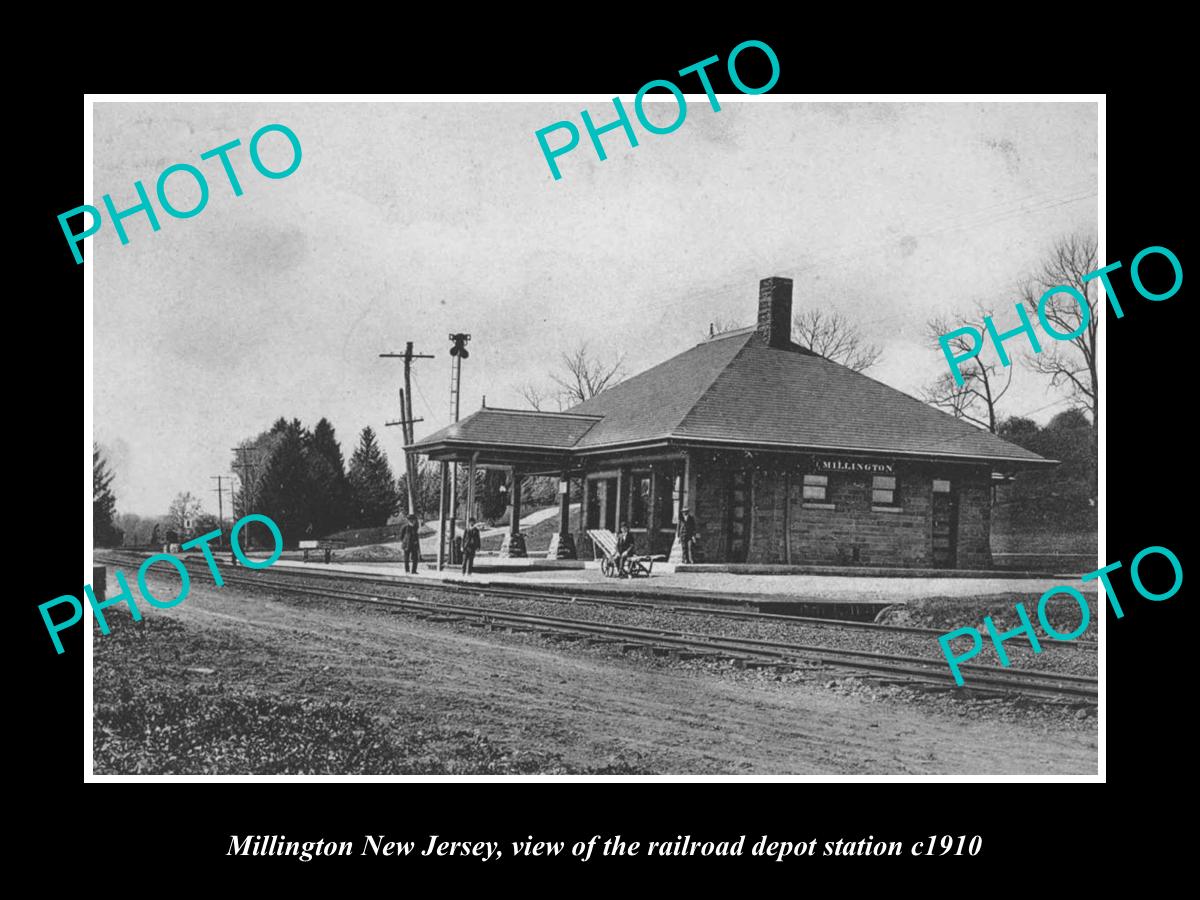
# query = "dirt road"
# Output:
<box><xmin>93</xmin><ymin>576</ymin><xmax>1098</xmax><ymax>775</ymax></box>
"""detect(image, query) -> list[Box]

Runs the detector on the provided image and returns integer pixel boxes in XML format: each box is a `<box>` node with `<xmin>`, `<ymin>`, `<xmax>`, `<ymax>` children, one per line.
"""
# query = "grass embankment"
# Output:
<box><xmin>332</xmin><ymin>505</ymin><xmax>565</xmax><ymax>561</ymax></box>
<box><xmin>880</xmin><ymin>592</ymin><xmax>1098</xmax><ymax>640</ymax></box>
<box><xmin>92</xmin><ymin>613</ymin><xmax>641</xmax><ymax>775</ymax></box>
<box><xmin>478</xmin><ymin>514</ymin><xmax>563</xmax><ymax>553</ymax></box>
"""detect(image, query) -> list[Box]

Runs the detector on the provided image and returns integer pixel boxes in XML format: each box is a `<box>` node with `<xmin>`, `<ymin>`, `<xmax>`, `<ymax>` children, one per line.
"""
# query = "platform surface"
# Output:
<box><xmin>268</xmin><ymin>557</ymin><xmax>1093</xmax><ymax>607</ymax></box>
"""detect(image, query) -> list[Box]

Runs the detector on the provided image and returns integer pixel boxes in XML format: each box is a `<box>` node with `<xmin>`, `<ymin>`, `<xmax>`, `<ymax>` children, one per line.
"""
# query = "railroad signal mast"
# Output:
<box><xmin>449</xmin><ymin>333</ymin><xmax>470</xmax><ymax>420</ymax></box>
<box><xmin>445</xmin><ymin>333</ymin><xmax>470</xmax><ymax>565</ymax></box>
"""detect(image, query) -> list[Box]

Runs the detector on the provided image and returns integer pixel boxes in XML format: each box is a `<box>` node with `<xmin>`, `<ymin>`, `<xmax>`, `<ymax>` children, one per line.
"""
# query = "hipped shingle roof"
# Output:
<box><xmin>411</xmin><ymin>330</ymin><xmax>1049</xmax><ymax>465</ymax></box>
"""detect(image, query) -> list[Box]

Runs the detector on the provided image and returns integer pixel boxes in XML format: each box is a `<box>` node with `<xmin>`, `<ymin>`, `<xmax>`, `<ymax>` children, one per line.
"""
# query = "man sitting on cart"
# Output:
<box><xmin>615</xmin><ymin>521</ymin><xmax>636</xmax><ymax>577</ymax></box>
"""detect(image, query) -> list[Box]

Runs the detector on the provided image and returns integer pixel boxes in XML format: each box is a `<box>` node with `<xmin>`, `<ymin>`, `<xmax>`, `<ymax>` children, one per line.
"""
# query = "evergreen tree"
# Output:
<box><xmin>235</xmin><ymin>416</ymin><xmax>359</xmax><ymax>540</ymax></box>
<box><xmin>348</xmin><ymin>426</ymin><xmax>400</xmax><ymax>526</ymax></box>
<box><xmin>310</xmin><ymin>417</ymin><xmax>350</xmax><ymax>532</ymax></box>
<box><xmin>256</xmin><ymin>420</ymin><xmax>316</xmax><ymax>543</ymax></box>
<box><xmin>93</xmin><ymin>444</ymin><xmax>123</xmax><ymax>548</ymax></box>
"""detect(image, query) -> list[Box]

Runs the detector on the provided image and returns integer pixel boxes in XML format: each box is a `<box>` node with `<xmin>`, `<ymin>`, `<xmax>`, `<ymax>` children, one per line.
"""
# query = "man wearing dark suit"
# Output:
<box><xmin>399</xmin><ymin>514</ymin><xmax>421</xmax><ymax>574</ymax></box>
<box><xmin>461</xmin><ymin>517</ymin><xmax>481</xmax><ymax>575</ymax></box>
<box><xmin>677</xmin><ymin>507</ymin><xmax>697</xmax><ymax>563</ymax></box>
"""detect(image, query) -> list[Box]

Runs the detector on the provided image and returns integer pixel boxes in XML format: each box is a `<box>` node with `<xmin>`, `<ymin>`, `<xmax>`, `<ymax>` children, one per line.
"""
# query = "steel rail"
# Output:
<box><xmin>108</xmin><ymin>550</ymin><xmax>1096</xmax><ymax>651</ymax></box>
<box><xmin>98</xmin><ymin>552</ymin><xmax>1098</xmax><ymax>703</ymax></box>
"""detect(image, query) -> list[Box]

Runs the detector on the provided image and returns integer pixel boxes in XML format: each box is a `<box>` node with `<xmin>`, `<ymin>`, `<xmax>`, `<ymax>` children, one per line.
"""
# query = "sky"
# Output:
<box><xmin>92</xmin><ymin>99</ymin><xmax>1098</xmax><ymax>516</ymax></box>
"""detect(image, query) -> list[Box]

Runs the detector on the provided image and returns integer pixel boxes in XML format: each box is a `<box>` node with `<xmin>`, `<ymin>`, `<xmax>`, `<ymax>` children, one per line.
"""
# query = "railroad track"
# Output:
<box><xmin>104</xmin><ymin>549</ymin><xmax>1097</xmax><ymax>652</ymax></box>
<box><xmin>97</xmin><ymin>552</ymin><xmax>1098</xmax><ymax>704</ymax></box>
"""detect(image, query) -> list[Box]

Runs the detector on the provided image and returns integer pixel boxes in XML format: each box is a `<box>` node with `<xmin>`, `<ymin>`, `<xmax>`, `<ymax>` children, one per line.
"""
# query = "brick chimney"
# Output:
<box><xmin>757</xmin><ymin>276</ymin><xmax>793</xmax><ymax>349</ymax></box>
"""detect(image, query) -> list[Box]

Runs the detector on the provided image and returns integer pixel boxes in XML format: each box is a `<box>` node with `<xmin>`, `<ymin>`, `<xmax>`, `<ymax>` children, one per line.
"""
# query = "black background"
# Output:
<box><xmin>20</xmin><ymin>25</ymin><xmax>1188</xmax><ymax>886</ymax></box>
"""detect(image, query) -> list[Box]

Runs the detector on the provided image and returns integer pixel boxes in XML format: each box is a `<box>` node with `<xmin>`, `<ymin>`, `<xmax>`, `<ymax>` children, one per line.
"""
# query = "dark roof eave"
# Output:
<box><xmin>472</xmin><ymin>407</ymin><xmax>603</xmax><ymax>420</ymax></box>
<box><xmin>566</xmin><ymin>434</ymin><xmax>1052</xmax><ymax>466</ymax></box>
<box><xmin>409</xmin><ymin>435</ymin><xmax>1055</xmax><ymax>468</ymax></box>
<box><xmin>406</xmin><ymin>440</ymin><xmax>574</xmax><ymax>466</ymax></box>
<box><xmin>668</xmin><ymin>436</ymin><xmax>1055</xmax><ymax>466</ymax></box>
<box><xmin>406</xmin><ymin>439</ymin><xmax>575</xmax><ymax>453</ymax></box>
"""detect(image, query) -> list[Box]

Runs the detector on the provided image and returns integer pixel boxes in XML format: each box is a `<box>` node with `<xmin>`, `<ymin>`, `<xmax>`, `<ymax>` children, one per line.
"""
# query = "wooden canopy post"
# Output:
<box><xmin>579</xmin><ymin>474</ymin><xmax>591</xmax><ymax>560</ymax></box>
<box><xmin>448</xmin><ymin>463</ymin><xmax>458</xmax><ymax>565</ymax></box>
<box><xmin>500</xmin><ymin>467</ymin><xmax>526</xmax><ymax>558</ymax></box>
<box><xmin>558</xmin><ymin>470</ymin><xmax>571</xmax><ymax>535</ymax></box>
<box><xmin>670</xmin><ymin>451</ymin><xmax>696</xmax><ymax>564</ymax></box>
<box><xmin>579</xmin><ymin>475</ymin><xmax>589</xmax><ymax>533</ymax></box>
<box><xmin>683</xmin><ymin>451</ymin><xmax>693</xmax><ymax>511</ymax></box>
<box><xmin>510</xmin><ymin>468</ymin><xmax>522</xmax><ymax>534</ymax></box>
<box><xmin>466</xmin><ymin>452</ymin><xmax>479</xmax><ymax>525</ymax></box>
<box><xmin>646</xmin><ymin>467</ymin><xmax>660</xmax><ymax>554</ymax></box>
<box><xmin>548</xmin><ymin>467</ymin><xmax>577</xmax><ymax>560</ymax></box>
<box><xmin>437</xmin><ymin>461</ymin><xmax>448</xmax><ymax>571</ymax></box>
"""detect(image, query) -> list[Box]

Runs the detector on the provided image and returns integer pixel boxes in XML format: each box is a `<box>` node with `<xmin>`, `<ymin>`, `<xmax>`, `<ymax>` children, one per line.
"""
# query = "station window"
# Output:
<box><xmin>933</xmin><ymin>479</ymin><xmax>952</xmax><ymax>493</ymax></box>
<box><xmin>630</xmin><ymin>473</ymin><xmax>651</xmax><ymax>528</ymax></box>
<box><xmin>802</xmin><ymin>474</ymin><xmax>828</xmax><ymax>502</ymax></box>
<box><xmin>872</xmin><ymin>475</ymin><xmax>898</xmax><ymax>507</ymax></box>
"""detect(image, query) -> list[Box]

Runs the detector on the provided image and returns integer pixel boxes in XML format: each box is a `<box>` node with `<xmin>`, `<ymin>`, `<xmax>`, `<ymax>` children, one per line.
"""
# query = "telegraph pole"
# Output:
<box><xmin>381</xmin><ymin>342</ymin><xmax>434</xmax><ymax>515</ymax></box>
<box><xmin>231</xmin><ymin>446</ymin><xmax>256</xmax><ymax>550</ymax></box>
<box><xmin>385</xmin><ymin>387</ymin><xmax>424</xmax><ymax>513</ymax></box>
<box><xmin>211</xmin><ymin>475</ymin><xmax>228</xmax><ymax>547</ymax></box>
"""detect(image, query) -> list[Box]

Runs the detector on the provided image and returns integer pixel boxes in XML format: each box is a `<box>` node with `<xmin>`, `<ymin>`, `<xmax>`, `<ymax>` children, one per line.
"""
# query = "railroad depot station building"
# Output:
<box><xmin>409</xmin><ymin>277</ymin><xmax>1053</xmax><ymax>569</ymax></box>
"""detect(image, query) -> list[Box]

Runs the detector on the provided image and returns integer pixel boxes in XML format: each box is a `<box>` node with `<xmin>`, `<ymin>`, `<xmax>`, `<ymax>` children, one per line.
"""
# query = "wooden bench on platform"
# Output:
<box><xmin>298</xmin><ymin>539</ymin><xmax>345</xmax><ymax>563</ymax></box>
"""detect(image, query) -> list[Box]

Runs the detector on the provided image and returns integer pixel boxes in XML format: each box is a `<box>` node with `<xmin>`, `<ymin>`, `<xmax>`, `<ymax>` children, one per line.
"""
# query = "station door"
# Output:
<box><xmin>931</xmin><ymin>484</ymin><xmax>958</xmax><ymax>568</ymax></box>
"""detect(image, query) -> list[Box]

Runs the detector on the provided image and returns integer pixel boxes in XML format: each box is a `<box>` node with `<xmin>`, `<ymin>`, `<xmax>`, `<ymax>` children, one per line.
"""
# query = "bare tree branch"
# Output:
<box><xmin>550</xmin><ymin>342</ymin><xmax>627</xmax><ymax>406</ymax></box>
<box><xmin>1019</xmin><ymin>232</ymin><xmax>1098</xmax><ymax>429</ymax></box>
<box><xmin>516</xmin><ymin>382</ymin><xmax>548</xmax><ymax>412</ymax></box>
<box><xmin>923</xmin><ymin>307</ymin><xmax>1011</xmax><ymax>433</ymax></box>
<box><xmin>791</xmin><ymin>309</ymin><xmax>882</xmax><ymax>372</ymax></box>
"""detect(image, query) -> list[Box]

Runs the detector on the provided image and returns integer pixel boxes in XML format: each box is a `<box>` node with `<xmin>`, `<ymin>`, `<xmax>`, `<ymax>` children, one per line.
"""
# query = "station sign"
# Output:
<box><xmin>813</xmin><ymin>458</ymin><xmax>895</xmax><ymax>474</ymax></box>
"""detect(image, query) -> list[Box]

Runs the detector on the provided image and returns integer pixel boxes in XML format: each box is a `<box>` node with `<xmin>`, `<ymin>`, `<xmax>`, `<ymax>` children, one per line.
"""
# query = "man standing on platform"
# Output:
<box><xmin>678</xmin><ymin>506</ymin><xmax>697</xmax><ymax>563</ymax></box>
<box><xmin>462</xmin><ymin>517</ymin><xmax>481</xmax><ymax>575</ymax></box>
<box><xmin>400</xmin><ymin>513</ymin><xmax>422</xmax><ymax>574</ymax></box>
